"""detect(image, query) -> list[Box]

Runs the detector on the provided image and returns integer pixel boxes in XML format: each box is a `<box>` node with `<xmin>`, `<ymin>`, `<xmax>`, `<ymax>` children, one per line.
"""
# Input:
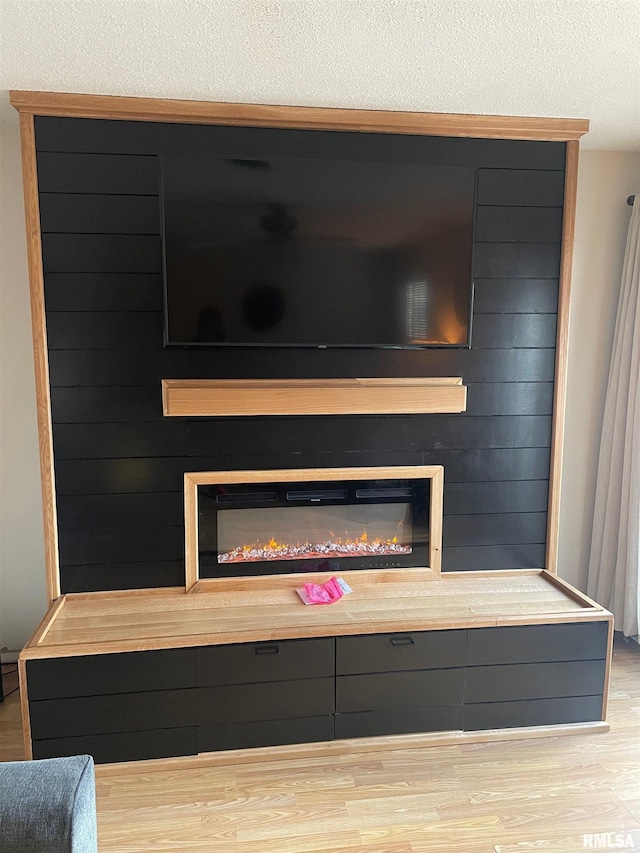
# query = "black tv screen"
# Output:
<box><xmin>162</xmin><ymin>149</ymin><xmax>475</xmax><ymax>348</ymax></box>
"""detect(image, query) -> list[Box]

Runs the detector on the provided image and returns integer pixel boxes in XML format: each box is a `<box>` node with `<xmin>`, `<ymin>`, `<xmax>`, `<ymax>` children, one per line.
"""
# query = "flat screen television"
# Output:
<box><xmin>161</xmin><ymin>142</ymin><xmax>476</xmax><ymax>348</ymax></box>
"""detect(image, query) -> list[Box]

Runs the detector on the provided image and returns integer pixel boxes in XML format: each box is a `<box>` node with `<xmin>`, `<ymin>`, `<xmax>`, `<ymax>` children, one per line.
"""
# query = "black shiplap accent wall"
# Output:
<box><xmin>34</xmin><ymin>117</ymin><xmax>565</xmax><ymax>592</ymax></box>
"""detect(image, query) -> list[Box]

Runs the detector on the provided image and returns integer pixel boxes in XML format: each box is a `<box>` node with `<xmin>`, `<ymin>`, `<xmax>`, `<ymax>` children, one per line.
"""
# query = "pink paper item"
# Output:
<box><xmin>303</xmin><ymin>576</ymin><xmax>344</xmax><ymax>605</ymax></box>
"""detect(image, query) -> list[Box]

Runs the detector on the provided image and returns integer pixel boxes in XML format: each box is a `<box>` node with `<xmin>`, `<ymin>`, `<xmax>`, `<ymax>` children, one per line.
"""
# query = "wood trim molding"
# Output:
<box><xmin>189</xmin><ymin>568</ymin><xmax>442</xmax><ymax>595</ymax></box>
<box><xmin>65</xmin><ymin>586</ymin><xmax>187</xmax><ymax>600</ymax></box>
<box><xmin>96</xmin><ymin>720</ymin><xmax>610</xmax><ymax>777</ymax></box>
<box><xmin>9</xmin><ymin>90</ymin><xmax>590</xmax><ymax>141</ymax></box>
<box><xmin>184</xmin><ymin>474</ymin><xmax>199</xmax><ymax>592</ymax></box>
<box><xmin>546</xmin><ymin>140</ymin><xmax>580</xmax><ymax>574</ymax></box>
<box><xmin>18</xmin><ymin>610</ymin><xmax>611</xmax><ymax>660</ymax></box>
<box><xmin>541</xmin><ymin>570</ymin><xmax>608</xmax><ymax>611</ymax></box>
<box><xmin>24</xmin><ymin>595</ymin><xmax>67</xmax><ymax>650</ymax></box>
<box><xmin>17</xmin><ymin>112</ymin><xmax>60</xmax><ymax>601</ymax></box>
<box><xmin>601</xmin><ymin>615</ymin><xmax>615</xmax><ymax>721</ymax></box>
<box><xmin>17</xmin><ymin>571</ymin><xmax>607</xmax><ymax>660</ymax></box>
<box><xmin>18</xmin><ymin>659</ymin><xmax>33</xmax><ymax>761</ymax></box>
<box><xmin>184</xmin><ymin>464</ymin><xmax>444</xmax><ymax>586</ymax></box>
<box><xmin>163</xmin><ymin>377</ymin><xmax>467</xmax><ymax>418</ymax></box>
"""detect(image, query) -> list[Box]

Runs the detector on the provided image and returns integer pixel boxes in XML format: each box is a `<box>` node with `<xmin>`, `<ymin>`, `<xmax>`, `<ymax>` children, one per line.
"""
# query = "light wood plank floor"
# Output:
<box><xmin>1</xmin><ymin>637</ymin><xmax>639</xmax><ymax>852</ymax></box>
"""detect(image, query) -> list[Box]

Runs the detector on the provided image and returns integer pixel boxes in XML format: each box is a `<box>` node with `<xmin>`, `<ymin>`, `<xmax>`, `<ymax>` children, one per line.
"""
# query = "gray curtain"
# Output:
<box><xmin>588</xmin><ymin>199</ymin><xmax>640</xmax><ymax>637</ymax></box>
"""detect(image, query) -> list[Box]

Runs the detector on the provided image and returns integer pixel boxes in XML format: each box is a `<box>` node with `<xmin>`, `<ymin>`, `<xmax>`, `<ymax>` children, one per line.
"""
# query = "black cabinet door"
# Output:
<box><xmin>336</xmin><ymin>630</ymin><xmax>467</xmax><ymax>675</ymax></box>
<box><xmin>27</xmin><ymin>648</ymin><xmax>197</xmax><ymax>700</ymax></box>
<box><xmin>464</xmin><ymin>695</ymin><xmax>604</xmax><ymax>731</ymax></box>
<box><xmin>335</xmin><ymin>705</ymin><xmax>463</xmax><ymax>740</ymax></box>
<box><xmin>200</xmin><ymin>716</ymin><xmax>334</xmax><ymax>752</ymax></box>
<box><xmin>29</xmin><ymin>689</ymin><xmax>196</xmax><ymax>739</ymax></box>
<box><xmin>197</xmin><ymin>638</ymin><xmax>334</xmax><ymax>686</ymax></box>
<box><xmin>466</xmin><ymin>622</ymin><xmax>608</xmax><ymax>666</ymax></box>
<box><xmin>464</xmin><ymin>660</ymin><xmax>607</xmax><ymax>704</ymax></box>
<box><xmin>199</xmin><ymin>677</ymin><xmax>335</xmax><ymax>726</ymax></box>
<box><xmin>32</xmin><ymin>727</ymin><xmax>198</xmax><ymax>764</ymax></box>
<box><xmin>337</xmin><ymin>669</ymin><xmax>464</xmax><ymax>713</ymax></box>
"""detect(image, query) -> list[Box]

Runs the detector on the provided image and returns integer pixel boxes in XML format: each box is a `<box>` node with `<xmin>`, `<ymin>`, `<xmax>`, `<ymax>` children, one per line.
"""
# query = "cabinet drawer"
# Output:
<box><xmin>199</xmin><ymin>715</ymin><xmax>334</xmax><ymax>752</ymax></box>
<box><xmin>336</xmin><ymin>630</ymin><xmax>466</xmax><ymax>675</ymax></box>
<box><xmin>27</xmin><ymin>648</ymin><xmax>197</xmax><ymax>700</ymax></box>
<box><xmin>29</xmin><ymin>689</ymin><xmax>196</xmax><ymax>739</ymax></box>
<box><xmin>337</xmin><ymin>669</ymin><xmax>464</xmax><ymax>713</ymax></box>
<box><xmin>466</xmin><ymin>621</ymin><xmax>609</xmax><ymax>666</ymax></box>
<box><xmin>335</xmin><ymin>705</ymin><xmax>463</xmax><ymax>740</ymax></box>
<box><xmin>197</xmin><ymin>638</ymin><xmax>334</xmax><ymax>686</ymax></box>
<box><xmin>464</xmin><ymin>695</ymin><xmax>604</xmax><ymax>731</ymax></box>
<box><xmin>464</xmin><ymin>659</ymin><xmax>607</xmax><ymax>704</ymax></box>
<box><xmin>199</xmin><ymin>677</ymin><xmax>334</xmax><ymax>726</ymax></box>
<box><xmin>32</xmin><ymin>727</ymin><xmax>198</xmax><ymax>764</ymax></box>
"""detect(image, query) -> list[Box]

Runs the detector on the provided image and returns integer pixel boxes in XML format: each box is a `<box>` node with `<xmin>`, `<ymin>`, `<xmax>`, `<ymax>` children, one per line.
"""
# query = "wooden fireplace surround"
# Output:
<box><xmin>11</xmin><ymin>91</ymin><xmax>611</xmax><ymax>767</ymax></box>
<box><xmin>183</xmin><ymin>465</ymin><xmax>445</xmax><ymax>589</ymax></box>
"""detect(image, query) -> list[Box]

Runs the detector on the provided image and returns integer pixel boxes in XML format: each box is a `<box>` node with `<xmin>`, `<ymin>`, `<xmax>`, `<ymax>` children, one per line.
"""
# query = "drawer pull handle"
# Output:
<box><xmin>390</xmin><ymin>636</ymin><xmax>415</xmax><ymax>646</ymax></box>
<box><xmin>255</xmin><ymin>645</ymin><xmax>279</xmax><ymax>655</ymax></box>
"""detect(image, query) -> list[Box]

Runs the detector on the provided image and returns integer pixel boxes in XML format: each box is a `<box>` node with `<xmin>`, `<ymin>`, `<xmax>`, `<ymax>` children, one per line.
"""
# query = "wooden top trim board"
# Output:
<box><xmin>162</xmin><ymin>377</ymin><xmax>467</xmax><ymax>417</ymax></box>
<box><xmin>184</xmin><ymin>463</ymin><xmax>443</xmax><ymax>485</ymax></box>
<box><xmin>9</xmin><ymin>91</ymin><xmax>589</xmax><ymax>141</ymax></box>
<box><xmin>20</xmin><ymin>571</ymin><xmax>610</xmax><ymax>661</ymax></box>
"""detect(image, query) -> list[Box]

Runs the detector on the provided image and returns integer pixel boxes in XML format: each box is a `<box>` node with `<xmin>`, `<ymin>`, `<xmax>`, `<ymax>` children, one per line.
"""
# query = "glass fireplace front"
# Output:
<box><xmin>197</xmin><ymin>475</ymin><xmax>430</xmax><ymax>578</ymax></box>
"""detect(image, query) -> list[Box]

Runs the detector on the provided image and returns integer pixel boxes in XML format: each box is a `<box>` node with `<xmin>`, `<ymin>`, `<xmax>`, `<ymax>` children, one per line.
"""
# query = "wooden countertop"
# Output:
<box><xmin>21</xmin><ymin>570</ymin><xmax>609</xmax><ymax>660</ymax></box>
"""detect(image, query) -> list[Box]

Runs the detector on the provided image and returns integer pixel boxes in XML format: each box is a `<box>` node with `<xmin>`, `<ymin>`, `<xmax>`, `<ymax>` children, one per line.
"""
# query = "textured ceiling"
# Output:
<box><xmin>1</xmin><ymin>0</ymin><xmax>639</xmax><ymax>150</ymax></box>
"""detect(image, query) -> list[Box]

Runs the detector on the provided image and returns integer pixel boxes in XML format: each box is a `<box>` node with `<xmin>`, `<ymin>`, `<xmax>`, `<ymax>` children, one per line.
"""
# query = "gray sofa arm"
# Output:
<box><xmin>0</xmin><ymin>755</ymin><xmax>98</xmax><ymax>852</ymax></box>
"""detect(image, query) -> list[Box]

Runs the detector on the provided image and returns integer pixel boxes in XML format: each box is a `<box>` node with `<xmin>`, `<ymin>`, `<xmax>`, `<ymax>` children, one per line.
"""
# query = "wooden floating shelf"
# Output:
<box><xmin>162</xmin><ymin>377</ymin><xmax>467</xmax><ymax>417</ymax></box>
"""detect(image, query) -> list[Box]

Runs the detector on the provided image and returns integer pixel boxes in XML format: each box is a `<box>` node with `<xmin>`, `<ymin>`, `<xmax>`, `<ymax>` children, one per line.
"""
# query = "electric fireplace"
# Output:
<box><xmin>184</xmin><ymin>466</ymin><xmax>443</xmax><ymax>584</ymax></box>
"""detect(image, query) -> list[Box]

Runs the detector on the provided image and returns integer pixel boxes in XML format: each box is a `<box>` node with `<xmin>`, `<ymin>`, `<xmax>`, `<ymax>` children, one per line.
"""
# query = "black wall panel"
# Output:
<box><xmin>34</xmin><ymin>117</ymin><xmax>565</xmax><ymax>592</ymax></box>
<box><xmin>39</xmin><ymin>193</ymin><xmax>160</xmax><ymax>234</ymax></box>
<box><xmin>444</xmin><ymin>480</ymin><xmax>548</xmax><ymax>515</ymax></box>
<box><xmin>442</xmin><ymin>512</ymin><xmax>547</xmax><ymax>548</ymax></box>
<box><xmin>36</xmin><ymin>152</ymin><xmax>159</xmax><ymax>194</ymax></box>
<box><xmin>60</xmin><ymin>561</ymin><xmax>185</xmax><ymax>591</ymax></box>
<box><xmin>42</xmin><ymin>235</ymin><xmax>162</xmax><ymax>275</ymax></box>
<box><xmin>47</xmin><ymin>347</ymin><xmax>557</xmax><ymax>386</ymax></box>
<box><xmin>473</xmin><ymin>279</ymin><xmax>558</xmax><ymax>315</ymax></box>
<box><xmin>476</xmin><ymin>169</ymin><xmax>565</xmax><ymax>206</ymax></box>
<box><xmin>45</xmin><ymin>273</ymin><xmax>163</xmax><ymax>312</ymax></box>
<box><xmin>475</xmin><ymin>207</ymin><xmax>564</xmax><ymax>243</ymax></box>
<box><xmin>473</xmin><ymin>244</ymin><xmax>561</xmax><ymax>281</ymax></box>
<box><xmin>56</xmin><ymin>492</ymin><xmax>184</xmax><ymax>530</ymax></box>
<box><xmin>35</xmin><ymin>117</ymin><xmax>566</xmax><ymax>169</ymax></box>
<box><xmin>57</xmin><ymin>524</ymin><xmax>184</xmax><ymax>566</ymax></box>
<box><xmin>443</xmin><ymin>544</ymin><xmax>546</xmax><ymax>572</ymax></box>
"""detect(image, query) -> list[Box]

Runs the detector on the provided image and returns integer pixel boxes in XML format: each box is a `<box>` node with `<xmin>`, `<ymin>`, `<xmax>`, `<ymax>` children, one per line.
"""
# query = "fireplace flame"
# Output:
<box><xmin>218</xmin><ymin>531</ymin><xmax>412</xmax><ymax>564</ymax></box>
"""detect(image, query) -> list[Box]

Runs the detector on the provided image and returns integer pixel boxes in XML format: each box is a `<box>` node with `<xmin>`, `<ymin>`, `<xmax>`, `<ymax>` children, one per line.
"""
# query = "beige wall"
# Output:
<box><xmin>558</xmin><ymin>150</ymin><xmax>640</xmax><ymax>590</ymax></box>
<box><xmin>0</xmin><ymin>129</ymin><xmax>637</xmax><ymax>649</ymax></box>
<box><xmin>0</xmin><ymin>119</ymin><xmax>47</xmax><ymax>652</ymax></box>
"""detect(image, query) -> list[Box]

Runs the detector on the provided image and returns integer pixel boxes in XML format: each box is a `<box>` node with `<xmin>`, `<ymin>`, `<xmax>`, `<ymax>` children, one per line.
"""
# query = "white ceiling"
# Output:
<box><xmin>1</xmin><ymin>0</ymin><xmax>639</xmax><ymax>150</ymax></box>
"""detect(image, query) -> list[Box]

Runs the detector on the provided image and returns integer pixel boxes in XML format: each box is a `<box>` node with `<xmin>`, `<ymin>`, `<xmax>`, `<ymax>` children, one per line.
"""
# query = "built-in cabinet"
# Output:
<box><xmin>12</xmin><ymin>92</ymin><xmax>609</xmax><ymax>765</ymax></box>
<box><xmin>27</xmin><ymin>621</ymin><xmax>608</xmax><ymax>764</ymax></box>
